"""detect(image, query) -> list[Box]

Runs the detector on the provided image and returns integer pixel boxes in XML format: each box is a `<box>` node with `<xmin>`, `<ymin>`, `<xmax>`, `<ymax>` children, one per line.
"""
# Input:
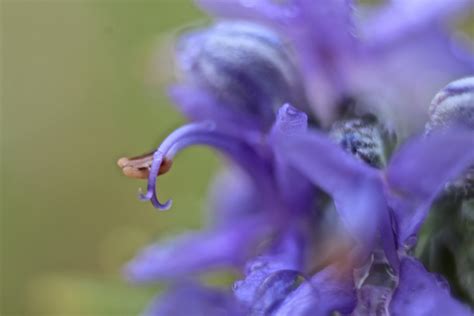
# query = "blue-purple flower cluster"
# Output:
<box><xmin>117</xmin><ymin>1</ymin><xmax>474</xmax><ymax>315</ymax></box>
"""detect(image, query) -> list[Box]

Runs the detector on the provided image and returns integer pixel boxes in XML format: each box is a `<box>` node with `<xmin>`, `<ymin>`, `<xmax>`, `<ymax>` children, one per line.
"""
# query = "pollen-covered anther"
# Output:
<box><xmin>329</xmin><ymin>116</ymin><xmax>387</xmax><ymax>168</ymax></box>
<box><xmin>117</xmin><ymin>154</ymin><xmax>173</xmax><ymax>179</ymax></box>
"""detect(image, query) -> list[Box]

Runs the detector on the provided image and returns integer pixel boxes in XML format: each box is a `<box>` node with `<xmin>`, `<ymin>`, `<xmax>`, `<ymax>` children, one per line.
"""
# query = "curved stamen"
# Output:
<box><xmin>138</xmin><ymin>121</ymin><xmax>272</xmax><ymax>210</ymax></box>
<box><xmin>138</xmin><ymin>122</ymin><xmax>215</xmax><ymax>210</ymax></box>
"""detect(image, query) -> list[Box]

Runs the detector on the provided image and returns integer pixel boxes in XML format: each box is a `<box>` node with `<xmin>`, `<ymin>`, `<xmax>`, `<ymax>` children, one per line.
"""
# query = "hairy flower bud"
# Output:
<box><xmin>177</xmin><ymin>21</ymin><xmax>305</xmax><ymax>127</ymax></box>
<box><xmin>330</xmin><ymin>115</ymin><xmax>387</xmax><ymax>168</ymax></box>
<box><xmin>426</xmin><ymin>77</ymin><xmax>474</xmax><ymax>199</ymax></box>
<box><xmin>426</xmin><ymin>77</ymin><xmax>474</xmax><ymax>133</ymax></box>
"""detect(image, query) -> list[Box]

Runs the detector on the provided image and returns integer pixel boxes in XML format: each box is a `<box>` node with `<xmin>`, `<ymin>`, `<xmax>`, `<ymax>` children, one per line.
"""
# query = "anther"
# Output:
<box><xmin>117</xmin><ymin>153</ymin><xmax>173</xmax><ymax>179</ymax></box>
<box><xmin>330</xmin><ymin>116</ymin><xmax>387</xmax><ymax>168</ymax></box>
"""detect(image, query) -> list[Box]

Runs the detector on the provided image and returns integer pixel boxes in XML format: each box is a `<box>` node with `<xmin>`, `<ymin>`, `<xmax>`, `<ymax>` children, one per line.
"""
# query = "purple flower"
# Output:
<box><xmin>274</xmin><ymin>80</ymin><xmax>474</xmax><ymax>314</ymax></box>
<box><xmin>196</xmin><ymin>0</ymin><xmax>474</xmax><ymax>131</ymax></box>
<box><xmin>117</xmin><ymin>0</ymin><xmax>474</xmax><ymax>314</ymax></box>
<box><xmin>172</xmin><ymin>20</ymin><xmax>307</xmax><ymax>130</ymax></box>
<box><xmin>122</xmin><ymin>104</ymin><xmax>315</xmax><ymax>286</ymax></box>
<box><xmin>125</xmin><ymin>219</ymin><xmax>267</xmax><ymax>283</ymax></box>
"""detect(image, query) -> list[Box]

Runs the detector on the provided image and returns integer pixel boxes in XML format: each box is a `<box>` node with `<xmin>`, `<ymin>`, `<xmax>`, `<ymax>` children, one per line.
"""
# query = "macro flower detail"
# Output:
<box><xmin>426</xmin><ymin>76</ymin><xmax>474</xmax><ymax>199</ymax></box>
<box><xmin>329</xmin><ymin>114</ymin><xmax>388</xmax><ymax>168</ymax></box>
<box><xmin>232</xmin><ymin>231</ymin><xmax>305</xmax><ymax>315</ymax></box>
<box><xmin>118</xmin><ymin>0</ymin><xmax>474</xmax><ymax>315</ymax></box>
<box><xmin>197</xmin><ymin>0</ymin><xmax>474</xmax><ymax>131</ymax></box>
<box><xmin>389</xmin><ymin>257</ymin><xmax>472</xmax><ymax>316</ymax></box>
<box><xmin>274</xmin><ymin>89</ymin><xmax>474</xmax><ymax>315</ymax></box>
<box><xmin>175</xmin><ymin>21</ymin><xmax>306</xmax><ymax>130</ymax></box>
<box><xmin>416</xmin><ymin>76</ymin><xmax>474</xmax><ymax>305</ymax></box>
<box><xmin>122</xmin><ymin>104</ymin><xmax>318</xmax><ymax>310</ymax></box>
<box><xmin>427</xmin><ymin>76</ymin><xmax>474</xmax><ymax>133</ymax></box>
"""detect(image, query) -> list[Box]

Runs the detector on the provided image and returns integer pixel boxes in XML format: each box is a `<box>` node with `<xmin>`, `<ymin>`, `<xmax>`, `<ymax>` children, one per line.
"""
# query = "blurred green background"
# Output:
<box><xmin>2</xmin><ymin>1</ymin><xmax>220</xmax><ymax>315</ymax></box>
<box><xmin>2</xmin><ymin>1</ymin><xmax>473</xmax><ymax>315</ymax></box>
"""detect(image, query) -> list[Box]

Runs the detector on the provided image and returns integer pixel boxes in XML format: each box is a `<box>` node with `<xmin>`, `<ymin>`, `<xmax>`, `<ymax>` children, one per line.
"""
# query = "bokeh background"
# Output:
<box><xmin>2</xmin><ymin>1</ymin><xmax>474</xmax><ymax>315</ymax></box>
<box><xmin>2</xmin><ymin>1</ymin><xmax>219</xmax><ymax>315</ymax></box>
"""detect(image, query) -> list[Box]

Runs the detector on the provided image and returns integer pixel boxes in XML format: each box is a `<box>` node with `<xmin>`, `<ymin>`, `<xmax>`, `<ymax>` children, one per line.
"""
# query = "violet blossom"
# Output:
<box><xmin>197</xmin><ymin>0</ymin><xmax>474</xmax><ymax>132</ymax></box>
<box><xmin>276</xmin><ymin>92</ymin><xmax>474</xmax><ymax>315</ymax></box>
<box><xmin>117</xmin><ymin>1</ymin><xmax>474</xmax><ymax>315</ymax></box>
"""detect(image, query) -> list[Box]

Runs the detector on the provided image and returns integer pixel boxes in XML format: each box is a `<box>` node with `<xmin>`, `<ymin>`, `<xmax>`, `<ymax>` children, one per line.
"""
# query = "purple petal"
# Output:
<box><xmin>197</xmin><ymin>0</ymin><xmax>356</xmax><ymax>69</ymax></box>
<box><xmin>233</xmin><ymin>230</ymin><xmax>305</xmax><ymax>309</ymax></box>
<box><xmin>208</xmin><ymin>166</ymin><xmax>261</xmax><ymax>227</ymax></box>
<box><xmin>287</xmin><ymin>0</ymin><xmax>357</xmax><ymax>124</ymax></box>
<box><xmin>270</xmin><ymin>103</ymin><xmax>308</xmax><ymax>136</ymax></box>
<box><xmin>125</xmin><ymin>219</ymin><xmax>267</xmax><ymax>283</ymax></box>
<box><xmin>386</xmin><ymin>128</ymin><xmax>474</xmax><ymax>245</ymax></box>
<box><xmin>270</xmin><ymin>104</ymin><xmax>314</xmax><ymax>212</ymax></box>
<box><xmin>285</xmin><ymin>0</ymin><xmax>358</xmax><ymax>124</ymax></box>
<box><xmin>292</xmin><ymin>0</ymin><xmax>355</xmax><ymax>54</ymax></box>
<box><xmin>143</xmin><ymin>283</ymin><xmax>242</xmax><ymax>316</ymax></box>
<box><xmin>277</xmin><ymin>130</ymin><xmax>390</xmax><ymax>263</ymax></box>
<box><xmin>168</xmin><ymin>85</ymin><xmax>261</xmax><ymax>133</ymax></box>
<box><xmin>349</xmin><ymin>29</ymin><xmax>474</xmax><ymax>134</ymax></box>
<box><xmin>362</xmin><ymin>0</ymin><xmax>474</xmax><ymax>46</ymax></box>
<box><xmin>249</xmin><ymin>270</ymin><xmax>306</xmax><ymax>315</ymax></box>
<box><xmin>274</xmin><ymin>265</ymin><xmax>356</xmax><ymax>316</ymax></box>
<box><xmin>277</xmin><ymin>129</ymin><xmax>379</xmax><ymax>194</ymax></box>
<box><xmin>196</xmin><ymin>0</ymin><xmax>357</xmax><ymax>124</ymax></box>
<box><xmin>389</xmin><ymin>257</ymin><xmax>472</xmax><ymax>316</ymax></box>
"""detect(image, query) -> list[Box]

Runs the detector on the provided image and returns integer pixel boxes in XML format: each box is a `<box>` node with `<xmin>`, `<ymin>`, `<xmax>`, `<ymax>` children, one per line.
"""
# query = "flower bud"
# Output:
<box><xmin>426</xmin><ymin>77</ymin><xmax>474</xmax><ymax>199</ymax></box>
<box><xmin>426</xmin><ymin>77</ymin><xmax>474</xmax><ymax>132</ymax></box>
<box><xmin>177</xmin><ymin>21</ymin><xmax>305</xmax><ymax>127</ymax></box>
